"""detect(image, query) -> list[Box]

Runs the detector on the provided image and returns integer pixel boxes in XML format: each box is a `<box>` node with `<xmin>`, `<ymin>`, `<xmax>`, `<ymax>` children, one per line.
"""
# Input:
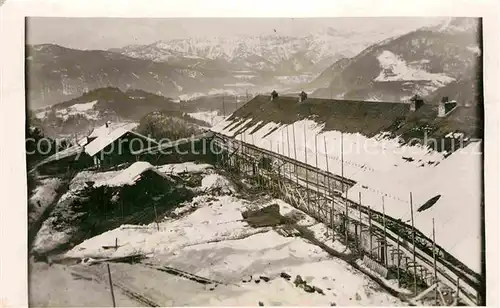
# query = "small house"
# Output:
<box><xmin>82</xmin><ymin>122</ymin><xmax>159</xmax><ymax>168</ymax></box>
<box><xmin>32</xmin><ymin>121</ymin><xmax>159</xmax><ymax>174</ymax></box>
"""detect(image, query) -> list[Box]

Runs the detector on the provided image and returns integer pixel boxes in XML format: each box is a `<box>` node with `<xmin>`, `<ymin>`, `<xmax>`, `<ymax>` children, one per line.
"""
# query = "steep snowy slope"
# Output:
<box><xmin>311</xmin><ymin>17</ymin><xmax>481</xmax><ymax>103</ymax></box>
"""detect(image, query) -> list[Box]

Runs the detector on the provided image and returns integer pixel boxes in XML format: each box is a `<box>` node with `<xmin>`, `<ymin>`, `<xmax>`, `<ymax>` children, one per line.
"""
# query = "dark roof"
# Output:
<box><xmin>223</xmin><ymin>95</ymin><xmax>482</xmax><ymax>151</ymax></box>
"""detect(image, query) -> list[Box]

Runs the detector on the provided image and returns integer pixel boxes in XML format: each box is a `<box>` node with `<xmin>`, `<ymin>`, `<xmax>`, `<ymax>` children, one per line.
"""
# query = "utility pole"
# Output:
<box><xmin>292</xmin><ymin>123</ymin><xmax>298</xmax><ymax>184</ymax></box>
<box><xmin>287</xmin><ymin>126</ymin><xmax>291</xmax><ymax>158</ymax></box>
<box><xmin>340</xmin><ymin>132</ymin><xmax>344</xmax><ymax>193</ymax></box>
<box><xmin>304</xmin><ymin>124</ymin><xmax>310</xmax><ymax>211</ymax></box>
<box><xmin>107</xmin><ymin>264</ymin><xmax>116</xmax><ymax>307</ymax></box>
<box><xmin>341</xmin><ymin>132</ymin><xmax>348</xmax><ymax>244</ymax></box>
<box><xmin>324</xmin><ymin>135</ymin><xmax>333</xmax><ymax>239</ymax></box>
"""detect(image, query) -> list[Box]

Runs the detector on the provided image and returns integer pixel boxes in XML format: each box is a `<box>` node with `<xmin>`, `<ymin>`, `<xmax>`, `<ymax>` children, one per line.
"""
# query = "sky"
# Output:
<box><xmin>26</xmin><ymin>17</ymin><xmax>446</xmax><ymax>50</ymax></box>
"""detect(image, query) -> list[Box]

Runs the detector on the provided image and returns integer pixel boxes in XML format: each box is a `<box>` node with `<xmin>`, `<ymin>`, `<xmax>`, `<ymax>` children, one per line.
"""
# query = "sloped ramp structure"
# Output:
<box><xmin>210</xmin><ymin>93</ymin><xmax>483</xmax><ymax>305</ymax></box>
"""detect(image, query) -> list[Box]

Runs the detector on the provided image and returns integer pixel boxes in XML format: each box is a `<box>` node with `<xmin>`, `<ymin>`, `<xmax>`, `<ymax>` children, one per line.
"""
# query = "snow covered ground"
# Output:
<box><xmin>188</xmin><ymin>111</ymin><xmax>226</xmax><ymax>127</ymax></box>
<box><xmin>50</xmin><ymin>165</ymin><xmax>404</xmax><ymax>306</ymax></box>
<box><xmin>375</xmin><ymin>51</ymin><xmax>454</xmax><ymax>83</ymax></box>
<box><xmin>52</xmin><ymin>100</ymin><xmax>101</xmax><ymax>121</ymax></box>
<box><xmin>29</xmin><ymin>261</ymin><xmax>139</xmax><ymax>307</ymax></box>
<box><xmin>212</xmin><ymin>117</ymin><xmax>482</xmax><ymax>273</ymax></box>
<box><xmin>32</xmin><ymin>169</ymin><xmax>121</xmax><ymax>254</ymax></box>
<box><xmin>157</xmin><ymin>161</ymin><xmax>213</xmax><ymax>174</ymax></box>
<box><xmin>28</xmin><ymin>178</ymin><xmax>63</xmax><ymax>226</ymax></box>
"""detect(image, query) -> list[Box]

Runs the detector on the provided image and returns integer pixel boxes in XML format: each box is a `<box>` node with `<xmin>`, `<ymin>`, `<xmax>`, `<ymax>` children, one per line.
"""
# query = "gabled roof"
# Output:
<box><xmin>85</xmin><ymin>127</ymin><xmax>130</xmax><ymax>157</ymax></box>
<box><xmin>87</xmin><ymin>122</ymin><xmax>137</xmax><ymax>139</ymax></box>
<box><xmin>84</xmin><ymin>124</ymin><xmax>158</xmax><ymax>157</ymax></box>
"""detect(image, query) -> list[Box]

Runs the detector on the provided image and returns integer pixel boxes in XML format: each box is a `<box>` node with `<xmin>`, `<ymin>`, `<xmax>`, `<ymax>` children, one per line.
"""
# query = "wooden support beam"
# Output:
<box><xmin>382</xmin><ymin>196</ymin><xmax>388</xmax><ymax>266</ymax></box>
<box><xmin>369</xmin><ymin>206</ymin><xmax>373</xmax><ymax>259</ymax></box>
<box><xmin>324</xmin><ymin>135</ymin><xmax>332</xmax><ymax>238</ymax></box>
<box><xmin>410</xmin><ymin>192</ymin><xmax>417</xmax><ymax>295</ymax></box>
<box><xmin>412</xmin><ymin>282</ymin><xmax>438</xmax><ymax>303</ymax></box>
<box><xmin>437</xmin><ymin>284</ymin><xmax>447</xmax><ymax>305</ymax></box>
<box><xmin>345</xmin><ymin>191</ymin><xmax>349</xmax><ymax>244</ymax></box>
<box><xmin>292</xmin><ymin>123</ymin><xmax>299</xmax><ymax>185</ymax></box>
<box><xmin>286</xmin><ymin>125</ymin><xmax>291</xmax><ymax>159</ymax></box>
<box><xmin>432</xmin><ymin>217</ymin><xmax>439</xmax><ymax>305</ymax></box>
<box><xmin>406</xmin><ymin>261</ymin><xmax>424</xmax><ymax>268</ymax></box>
<box><xmin>397</xmin><ymin>233</ymin><xmax>401</xmax><ymax>288</ymax></box>
<box><xmin>358</xmin><ymin>193</ymin><xmax>362</xmax><ymax>252</ymax></box>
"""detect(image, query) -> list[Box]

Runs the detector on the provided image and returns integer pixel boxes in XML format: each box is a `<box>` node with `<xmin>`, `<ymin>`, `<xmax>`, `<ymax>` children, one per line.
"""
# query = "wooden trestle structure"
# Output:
<box><xmin>211</xmin><ymin>132</ymin><xmax>481</xmax><ymax>306</ymax></box>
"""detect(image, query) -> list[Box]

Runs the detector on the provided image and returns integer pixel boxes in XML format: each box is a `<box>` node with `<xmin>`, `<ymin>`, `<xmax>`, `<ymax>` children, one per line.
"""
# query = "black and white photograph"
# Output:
<box><xmin>1</xmin><ymin>1</ymin><xmax>498</xmax><ymax>306</ymax></box>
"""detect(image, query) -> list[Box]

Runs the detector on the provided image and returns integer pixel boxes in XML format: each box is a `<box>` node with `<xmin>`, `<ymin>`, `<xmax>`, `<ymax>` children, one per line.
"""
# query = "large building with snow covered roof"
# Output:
<box><xmin>211</xmin><ymin>91</ymin><xmax>483</xmax><ymax>274</ymax></box>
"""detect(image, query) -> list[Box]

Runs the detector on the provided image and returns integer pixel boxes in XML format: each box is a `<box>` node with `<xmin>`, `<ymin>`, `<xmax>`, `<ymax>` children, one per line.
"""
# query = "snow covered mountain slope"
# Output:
<box><xmin>26</xmin><ymin>44</ymin><xmax>241</xmax><ymax>109</ymax></box>
<box><xmin>311</xmin><ymin>17</ymin><xmax>481</xmax><ymax>103</ymax></box>
<box><xmin>31</xmin><ymin>87</ymin><xmax>243</xmax><ymax>137</ymax></box>
<box><xmin>211</xmin><ymin>94</ymin><xmax>483</xmax><ymax>273</ymax></box>
<box><xmin>31</xmin><ymin>87</ymin><xmax>185</xmax><ymax>137</ymax></box>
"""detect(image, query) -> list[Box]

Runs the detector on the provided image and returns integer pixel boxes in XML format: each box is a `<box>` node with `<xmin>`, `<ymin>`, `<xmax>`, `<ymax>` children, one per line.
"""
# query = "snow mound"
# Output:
<box><xmin>64</xmin><ymin>195</ymin><xmax>257</xmax><ymax>260</ymax></box>
<box><xmin>29</xmin><ymin>178</ymin><xmax>63</xmax><ymax>225</ymax></box>
<box><xmin>158</xmin><ymin>162</ymin><xmax>213</xmax><ymax>175</ymax></box>
<box><xmin>32</xmin><ymin>217</ymin><xmax>75</xmax><ymax>254</ymax></box>
<box><xmin>66</xmin><ymin>170</ymin><xmax>120</xmax><ymax>194</ymax></box>
<box><xmin>201</xmin><ymin>174</ymin><xmax>236</xmax><ymax>194</ymax></box>
<box><xmin>96</xmin><ymin>161</ymin><xmax>170</xmax><ymax>187</ymax></box>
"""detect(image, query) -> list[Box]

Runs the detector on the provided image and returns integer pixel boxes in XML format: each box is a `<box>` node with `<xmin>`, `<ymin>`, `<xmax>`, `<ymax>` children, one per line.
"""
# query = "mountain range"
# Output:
<box><xmin>26</xmin><ymin>22</ymin><xmax>443</xmax><ymax>109</ymax></box>
<box><xmin>109</xmin><ymin>27</ymin><xmax>415</xmax><ymax>75</ymax></box>
<box><xmin>27</xmin><ymin>16</ymin><xmax>482</xmax><ymax>133</ymax></box>
<box><xmin>310</xmin><ymin>17</ymin><xmax>481</xmax><ymax>103</ymax></box>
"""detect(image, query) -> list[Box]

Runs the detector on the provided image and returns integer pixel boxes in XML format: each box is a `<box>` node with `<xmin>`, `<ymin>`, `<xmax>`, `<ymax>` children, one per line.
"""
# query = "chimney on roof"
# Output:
<box><xmin>298</xmin><ymin>91</ymin><xmax>308</xmax><ymax>103</ymax></box>
<box><xmin>438</xmin><ymin>97</ymin><xmax>457</xmax><ymax>117</ymax></box>
<box><xmin>105</xmin><ymin>121</ymin><xmax>111</xmax><ymax>128</ymax></box>
<box><xmin>409</xmin><ymin>94</ymin><xmax>424</xmax><ymax>111</ymax></box>
<box><xmin>270</xmin><ymin>90</ymin><xmax>278</xmax><ymax>101</ymax></box>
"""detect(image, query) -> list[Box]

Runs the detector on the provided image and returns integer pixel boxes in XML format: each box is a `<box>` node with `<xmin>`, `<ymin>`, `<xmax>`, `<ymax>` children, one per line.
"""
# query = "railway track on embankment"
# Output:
<box><xmin>211</xmin><ymin>133</ymin><xmax>482</xmax><ymax>306</ymax></box>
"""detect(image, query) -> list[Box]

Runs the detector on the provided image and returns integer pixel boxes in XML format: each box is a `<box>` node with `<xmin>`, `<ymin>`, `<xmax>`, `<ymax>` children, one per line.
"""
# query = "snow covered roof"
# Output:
<box><xmin>100</xmin><ymin>161</ymin><xmax>171</xmax><ymax>187</ymax></box>
<box><xmin>219</xmin><ymin>95</ymin><xmax>412</xmax><ymax>137</ymax></box>
<box><xmin>84</xmin><ymin>123</ymin><xmax>158</xmax><ymax>157</ymax></box>
<box><xmin>85</xmin><ymin>127</ymin><xmax>130</xmax><ymax>157</ymax></box>
<box><xmin>218</xmin><ymin>95</ymin><xmax>481</xmax><ymax>142</ymax></box>
<box><xmin>88</xmin><ymin>122</ymin><xmax>138</xmax><ymax>139</ymax></box>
